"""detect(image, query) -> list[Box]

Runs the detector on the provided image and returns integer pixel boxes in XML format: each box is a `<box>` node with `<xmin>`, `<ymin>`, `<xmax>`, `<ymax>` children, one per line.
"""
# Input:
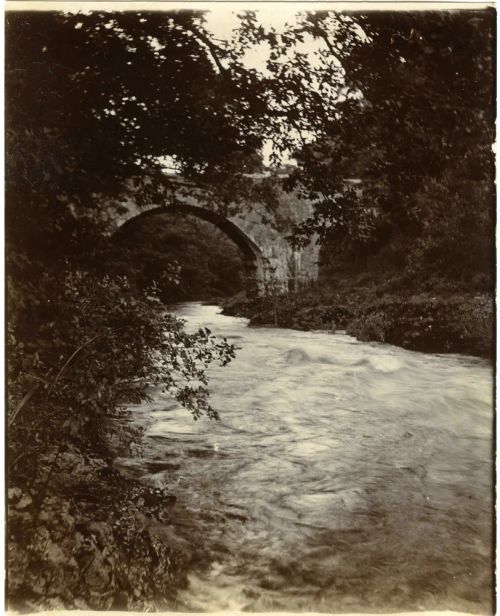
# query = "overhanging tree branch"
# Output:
<box><xmin>179</xmin><ymin>22</ymin><xmax>229</xmax><ymax>77</ymax></box>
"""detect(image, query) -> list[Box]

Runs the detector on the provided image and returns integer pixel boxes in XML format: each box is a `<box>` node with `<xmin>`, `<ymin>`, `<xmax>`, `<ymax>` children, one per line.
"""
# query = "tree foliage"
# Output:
<box><xmin>8</xmin><ymin>9</ymin><xmax>264</xmax><ymax>458</ymax></box>
<box><xmin>260</xmin><ymin>10</ymin><xmax>495</xmax><ymax>285</ymax></box>
<box><xmin>6</xmin><ymin>10</ymin><xmax>273</xmax><ymax>268</ymax></box>
<box><xmin>106</xmin><ymin>212</ymin><xmax>247</xmax><ymax>302</ymax></box>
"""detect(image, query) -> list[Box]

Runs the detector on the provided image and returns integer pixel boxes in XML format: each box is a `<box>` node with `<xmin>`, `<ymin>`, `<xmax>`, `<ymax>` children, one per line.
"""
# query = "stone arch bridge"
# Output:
<box><xmin>105</xmin><ymin>176</ymin><xmax>319</xmax><ymax>294</ymax></box>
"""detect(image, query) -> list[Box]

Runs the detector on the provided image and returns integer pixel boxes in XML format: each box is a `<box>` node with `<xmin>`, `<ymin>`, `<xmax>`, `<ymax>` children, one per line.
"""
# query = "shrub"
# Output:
<box><xmin>347</xmin><ymin>310</ymin><xmax>394</xmax><ymax>343</ymax></box>
<box><xmin>9</xmin><ymin>269</ymin><xmax>236</xmax><ymax>467</ymax></box>
<box><xmin>7</xmin><ymin>270</ymin><xmax>236</xmax><ymax>609</ymax></box>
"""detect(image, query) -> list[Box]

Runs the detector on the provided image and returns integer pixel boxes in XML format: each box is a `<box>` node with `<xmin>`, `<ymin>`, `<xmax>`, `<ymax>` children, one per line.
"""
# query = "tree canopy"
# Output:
<box><xmin>6</xmin><ymin>10</ymin><xmax>273</xmax><ymax>269</ymax></box>
<box><xmin>269</xmin><ymin>10</ymin><xmax>495</xmax><ymax>284</ymax></box>
<box><xmin>7</xmin><ymin>9</ymin><xmax>495</xmax><ymax>277</ymax></box>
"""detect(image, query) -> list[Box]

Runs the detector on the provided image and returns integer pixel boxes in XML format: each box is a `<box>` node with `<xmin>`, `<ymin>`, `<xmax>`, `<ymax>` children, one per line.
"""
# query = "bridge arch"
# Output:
<box><xmin>112</xmin><ymin>202</ymin><xmax>267</xmax><ymax>293</ymax></box>
<box><xmin>106</xmin><ymin>176</ymin><xmax>320</xmax><ymax>293</ymax></box>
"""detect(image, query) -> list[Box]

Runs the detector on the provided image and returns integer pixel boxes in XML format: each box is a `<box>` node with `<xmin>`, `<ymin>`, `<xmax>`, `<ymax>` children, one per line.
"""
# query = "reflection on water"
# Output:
<box><xmin>117</xmin><ymin>303</ymin><xmax>493</xmax><ymax>613</ymax></box>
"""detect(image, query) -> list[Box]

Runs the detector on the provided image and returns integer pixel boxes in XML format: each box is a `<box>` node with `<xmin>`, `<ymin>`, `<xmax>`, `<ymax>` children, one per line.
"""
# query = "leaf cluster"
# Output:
<box><xmin>8</xmin><ymin>272</ymin><xmax>235</xmax><ymax>494</ymax></box>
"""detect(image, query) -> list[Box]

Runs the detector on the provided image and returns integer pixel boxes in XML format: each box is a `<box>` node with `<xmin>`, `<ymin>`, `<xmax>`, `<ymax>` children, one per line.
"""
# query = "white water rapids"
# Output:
<box><xmin>117</xmin><ymin>302</ymin><xmax>493</xmax><ymax>614</ymax></box>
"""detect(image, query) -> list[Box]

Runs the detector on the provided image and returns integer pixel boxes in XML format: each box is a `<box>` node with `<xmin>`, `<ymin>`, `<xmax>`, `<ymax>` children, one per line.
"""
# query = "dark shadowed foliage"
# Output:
<box><xmin>105</xmin><ymin>212</ymin><xmax>247</xmax><ymax>302</ymax></box>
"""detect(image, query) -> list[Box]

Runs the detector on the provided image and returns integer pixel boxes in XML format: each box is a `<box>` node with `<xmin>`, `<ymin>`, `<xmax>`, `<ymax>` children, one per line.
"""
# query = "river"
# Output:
<box><xmin>116</xmin><ymin>302</ymin><xmax>494</xmax><ymax>614</ymax></box>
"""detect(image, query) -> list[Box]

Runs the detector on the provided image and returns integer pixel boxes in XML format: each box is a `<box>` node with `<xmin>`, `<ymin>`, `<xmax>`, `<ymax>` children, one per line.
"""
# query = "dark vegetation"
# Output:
<box><xmin>107</xmin><ymin>213</ymin><xmax>246</xmax><ymax>303</ymax></box>
<box><xmin>225</xmin><ymin>10</ymin><xmax>495</xmax><ymax>359</ymax></box>
<box><xmin>6</xmin><ymin>7</ymin><xmax>495</xmax><ymax>610</ymax></box>
<box><xmin>225</xmin><ymin>277</ymin><xmax>493</xmax><ymax>358</ymax></box>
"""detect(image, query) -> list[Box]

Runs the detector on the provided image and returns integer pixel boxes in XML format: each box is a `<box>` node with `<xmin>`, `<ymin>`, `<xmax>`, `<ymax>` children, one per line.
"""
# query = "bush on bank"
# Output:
<box><xmin>223</xmin><ymin>283</ymin><xmax>494</xmax><ymax>360</ymax></box>
<box><xmin>7</xmin><ymin>271</ymin><xmax>235</xmax><ymax>609</ymax></box>
<box><xmin>8</xmin><ymin>457</ymin><xmax>190</xmax><ymax>610</ymax></box>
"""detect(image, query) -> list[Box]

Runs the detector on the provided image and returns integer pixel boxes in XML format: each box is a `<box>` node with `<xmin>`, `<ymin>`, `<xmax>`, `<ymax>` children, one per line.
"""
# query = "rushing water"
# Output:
<box><xmin>117</xmin><ymin>303</ymin><xmax>494</xmax><ymax>614</ymax></box>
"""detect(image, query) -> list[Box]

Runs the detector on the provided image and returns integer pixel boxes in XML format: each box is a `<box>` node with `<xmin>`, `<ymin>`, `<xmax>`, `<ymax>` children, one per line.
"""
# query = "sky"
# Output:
<box><xmin>204</xmin><ymin>4</ymin><xmax>297</xmax><ymax>41</ymax></box>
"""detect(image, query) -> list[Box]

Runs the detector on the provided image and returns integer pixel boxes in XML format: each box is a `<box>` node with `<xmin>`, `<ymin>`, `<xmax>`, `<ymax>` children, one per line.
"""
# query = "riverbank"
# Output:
<box><xmin>222</xmin><ymin>283</ymin><xmax>494</xmax><ymax>360</ymax></box>
<box><xmin>8</xmin><ymin>441</ymin><xmax>194</xmax><ymax>611</ymax></box>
